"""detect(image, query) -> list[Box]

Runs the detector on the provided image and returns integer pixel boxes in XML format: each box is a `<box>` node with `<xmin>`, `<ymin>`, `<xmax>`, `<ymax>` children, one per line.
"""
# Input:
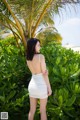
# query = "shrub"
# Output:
<box><xmin>0</xmin><ymin>38</ymin><xmax>80</xmax><ymax>120</ymax></box>
<box><xmin>41</xmin><ymin>42</ymin><xmax>80</xmax><ymax>120</ymax></box>
<box><xmin>0</xmin><ymin>37</ymin><xmax>30</xmax><ymax>119</ymax></box>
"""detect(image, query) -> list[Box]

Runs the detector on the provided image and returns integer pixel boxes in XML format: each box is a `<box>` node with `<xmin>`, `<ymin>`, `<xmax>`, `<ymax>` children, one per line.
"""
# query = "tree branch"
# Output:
<box><xmin>31</xmin><ymin>0</ymin><xmax>52</xmax><ymax>37</ymax></box>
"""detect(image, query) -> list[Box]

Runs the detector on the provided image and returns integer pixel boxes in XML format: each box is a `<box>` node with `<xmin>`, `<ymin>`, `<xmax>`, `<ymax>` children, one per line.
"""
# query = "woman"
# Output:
<box><xmin>26</xmin><ymin>38</ymin><xmax>52</xmax><ymax>120</ymax></box>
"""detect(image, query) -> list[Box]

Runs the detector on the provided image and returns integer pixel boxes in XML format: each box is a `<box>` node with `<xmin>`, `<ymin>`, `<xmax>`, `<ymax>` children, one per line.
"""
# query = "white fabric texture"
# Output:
<box><xmin>28</xmin><ymin>73</ymin><xmax>48</xmax><ymax>99</ymax></box>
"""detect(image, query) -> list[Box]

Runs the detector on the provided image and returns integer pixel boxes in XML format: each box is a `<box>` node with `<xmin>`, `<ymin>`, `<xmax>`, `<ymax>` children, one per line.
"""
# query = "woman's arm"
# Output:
<box><xmin>40</xmin><ymin>54</ymin><xmax>52</xmax><ymax>96</ymax></box>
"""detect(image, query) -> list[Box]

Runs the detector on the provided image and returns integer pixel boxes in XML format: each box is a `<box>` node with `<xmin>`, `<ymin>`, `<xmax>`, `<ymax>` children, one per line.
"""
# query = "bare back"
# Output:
<box><xmin>27</xmin><ymin>54</ymin><xmax>42</xmax><ymax>74</ymax></box>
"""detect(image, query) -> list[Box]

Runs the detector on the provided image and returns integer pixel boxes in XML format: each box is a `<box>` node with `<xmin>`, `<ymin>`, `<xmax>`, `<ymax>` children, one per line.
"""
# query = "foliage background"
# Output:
<box><xmin>0</xmin><ymin>37</ymin><xmax>80</xmax><ymax>120</ymax></box>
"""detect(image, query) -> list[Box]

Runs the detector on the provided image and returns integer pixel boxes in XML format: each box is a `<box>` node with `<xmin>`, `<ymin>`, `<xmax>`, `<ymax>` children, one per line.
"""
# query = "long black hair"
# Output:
<box><xmin>26</xmin><ymin>38</ymin><xmax>40</xmax><ymax>60</ymax></box>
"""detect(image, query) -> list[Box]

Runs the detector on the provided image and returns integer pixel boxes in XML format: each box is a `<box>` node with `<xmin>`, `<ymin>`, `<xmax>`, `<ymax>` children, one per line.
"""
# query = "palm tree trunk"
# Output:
<box><xmin>31</xmin><ymin>0</ymin><xmax>52</xmax><ymax>37</ymax></box>
<box><xmin>3</xmin><ymin>0</ymin><xmax>27</xmax><ymax>49</ymax></box>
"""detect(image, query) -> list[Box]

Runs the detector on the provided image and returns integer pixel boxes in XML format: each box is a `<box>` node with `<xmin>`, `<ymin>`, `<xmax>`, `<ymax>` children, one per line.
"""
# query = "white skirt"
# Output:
<box><xmin>28</xmin><ymin>73</ymin><xmax>48</xmax><ymax>99</ymax></box>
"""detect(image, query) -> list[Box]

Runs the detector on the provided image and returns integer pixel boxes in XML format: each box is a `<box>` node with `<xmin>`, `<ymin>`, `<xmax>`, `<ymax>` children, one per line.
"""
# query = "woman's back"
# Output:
<box><xmin>27</xmin><ymin>54</ymin><xmax>42</xmax><ymax>74</ymax></box>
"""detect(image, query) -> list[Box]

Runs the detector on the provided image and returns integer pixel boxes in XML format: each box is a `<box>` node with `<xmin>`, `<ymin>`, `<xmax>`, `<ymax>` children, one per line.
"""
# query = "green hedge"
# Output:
<box><xmin>41</xmin><ymin>42</ymin><xmax>80</xmax><ymax>120</ymax></box>
<box><xmin>0</xmin><ymin>37</ymin><xmax>30</xmax><ymax>120</ymax></box>
<box><xmin>0</xmin><ymin>38</ymin><xmax>80</xmax><ymax>120</ymax></box>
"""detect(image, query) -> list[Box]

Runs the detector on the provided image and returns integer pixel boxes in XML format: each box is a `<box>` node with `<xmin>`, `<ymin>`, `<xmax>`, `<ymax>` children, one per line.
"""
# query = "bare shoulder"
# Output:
<box><xmin>40</xmin><ymin>54</ymin><xmax>45</xmax><ymax>60</ymax></box>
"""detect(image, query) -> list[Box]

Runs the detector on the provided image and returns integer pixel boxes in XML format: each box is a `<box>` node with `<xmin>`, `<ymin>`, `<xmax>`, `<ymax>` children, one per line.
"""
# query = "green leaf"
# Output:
<box><xmin>0</xmin><ymin>96</ymin><xmax>5</xmax><ymax>102</ymax></box>
<box><xmin>58</xmin><ymin>95</ymin><xmax>63</xmax><ymax>107</ymax></box>
<box><xmin>66</xmin><ymin>95</ymin><xmax>76</xmax><ymax>107</ymax></box>
<box><xmin>56</xmin><ymin>57</ymin><xmax>61</xmax><ymax>65</ymax></box>
<box><xmin>6</xmin><ymin>90</ymin><xmax>16</xmax><ymax>101</ymax></box>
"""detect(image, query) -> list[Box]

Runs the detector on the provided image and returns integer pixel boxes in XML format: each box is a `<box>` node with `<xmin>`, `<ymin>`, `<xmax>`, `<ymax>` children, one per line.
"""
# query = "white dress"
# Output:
<box><xmin>28</xmin><ymin>55</ymin><xmax>48</xmax><ymax>99</ymax></box>
<box><xmin>28</xmin><ymin>73</ymin><xmax>48</xmax><ymax>99</ymax></box>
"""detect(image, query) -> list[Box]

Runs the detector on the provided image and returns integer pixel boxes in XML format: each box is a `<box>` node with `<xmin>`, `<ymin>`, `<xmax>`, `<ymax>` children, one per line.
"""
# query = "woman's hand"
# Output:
<box><xmin>43</xmin><ymin>69</ymin><xmax>48</xmax><ymax>75</ymax></box>
<box><xmin>47</xmin><ymin>87</ymin><xmax>52</xmax><ymax>96</ymax></box>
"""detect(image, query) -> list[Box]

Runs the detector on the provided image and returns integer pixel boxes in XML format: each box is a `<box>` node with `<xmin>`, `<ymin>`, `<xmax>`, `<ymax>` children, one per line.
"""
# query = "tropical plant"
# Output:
<box><xmin>0</xmin><ymin>38</ymin><xmax>80</xmax><ymax>119</ymax></box>
<box><xmin>0</xmin><ymin>37</ymin><xmax>30</xmax><ymax>119</ymax></box>
<box><xmin>41</xmin><ymin>42</ymin><xmax>80</xmax><ymax>120</ymax></box>
<box><xmin>36</xmin><ymin>28</ymin><xmax>62</xmax><ymax>45</ymax></box>
<box><xmin>0</xmin><ymin>0</ymin><xmax>79</xmax><ymax>49</ymax></box>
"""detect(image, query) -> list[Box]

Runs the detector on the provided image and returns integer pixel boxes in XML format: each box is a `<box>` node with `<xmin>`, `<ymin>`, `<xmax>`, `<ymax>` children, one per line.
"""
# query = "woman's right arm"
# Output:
<box><xmin>40</xmin><ymin>54</ymin><xmax>52</xmax><ymax>96</ymax></box>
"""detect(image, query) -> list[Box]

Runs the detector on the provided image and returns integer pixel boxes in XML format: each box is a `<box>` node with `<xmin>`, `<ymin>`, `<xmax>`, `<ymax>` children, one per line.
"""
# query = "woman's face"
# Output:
<box><xmin>35</xmin><ymin>41</ymin><xmax>41</xmax><ymax>53</ymax></box>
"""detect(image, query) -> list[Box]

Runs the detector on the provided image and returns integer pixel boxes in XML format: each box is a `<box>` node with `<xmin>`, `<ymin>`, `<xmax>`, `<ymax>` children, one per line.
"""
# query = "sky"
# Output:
<box><xmin>54</xmin><ymin>3</ymin><xmax>80</xmax><ymax>46</ymax></box>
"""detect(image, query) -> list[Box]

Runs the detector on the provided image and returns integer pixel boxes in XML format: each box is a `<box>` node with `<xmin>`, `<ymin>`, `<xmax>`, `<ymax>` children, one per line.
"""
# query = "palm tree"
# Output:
<box><xmin>0</xmin><ymin>0</ymin><xmax>79</xmax><ymax>49</ymax></box>
<box><xmin>36</xmin><ymin>26</ymin><xmax>62</xmax><ymax>45</ymax></box>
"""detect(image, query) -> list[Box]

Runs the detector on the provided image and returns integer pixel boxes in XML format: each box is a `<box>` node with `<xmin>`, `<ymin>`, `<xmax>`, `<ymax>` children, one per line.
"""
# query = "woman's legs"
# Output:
<box><xmin>40</xmin><ymin>98</ymin><xmax>48</xmax><ymax>120</ymax></box>
<box><xmin>28</xmin><ymin>97</ymin><xmax>38</xmax><ymax>120</ymax></box>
